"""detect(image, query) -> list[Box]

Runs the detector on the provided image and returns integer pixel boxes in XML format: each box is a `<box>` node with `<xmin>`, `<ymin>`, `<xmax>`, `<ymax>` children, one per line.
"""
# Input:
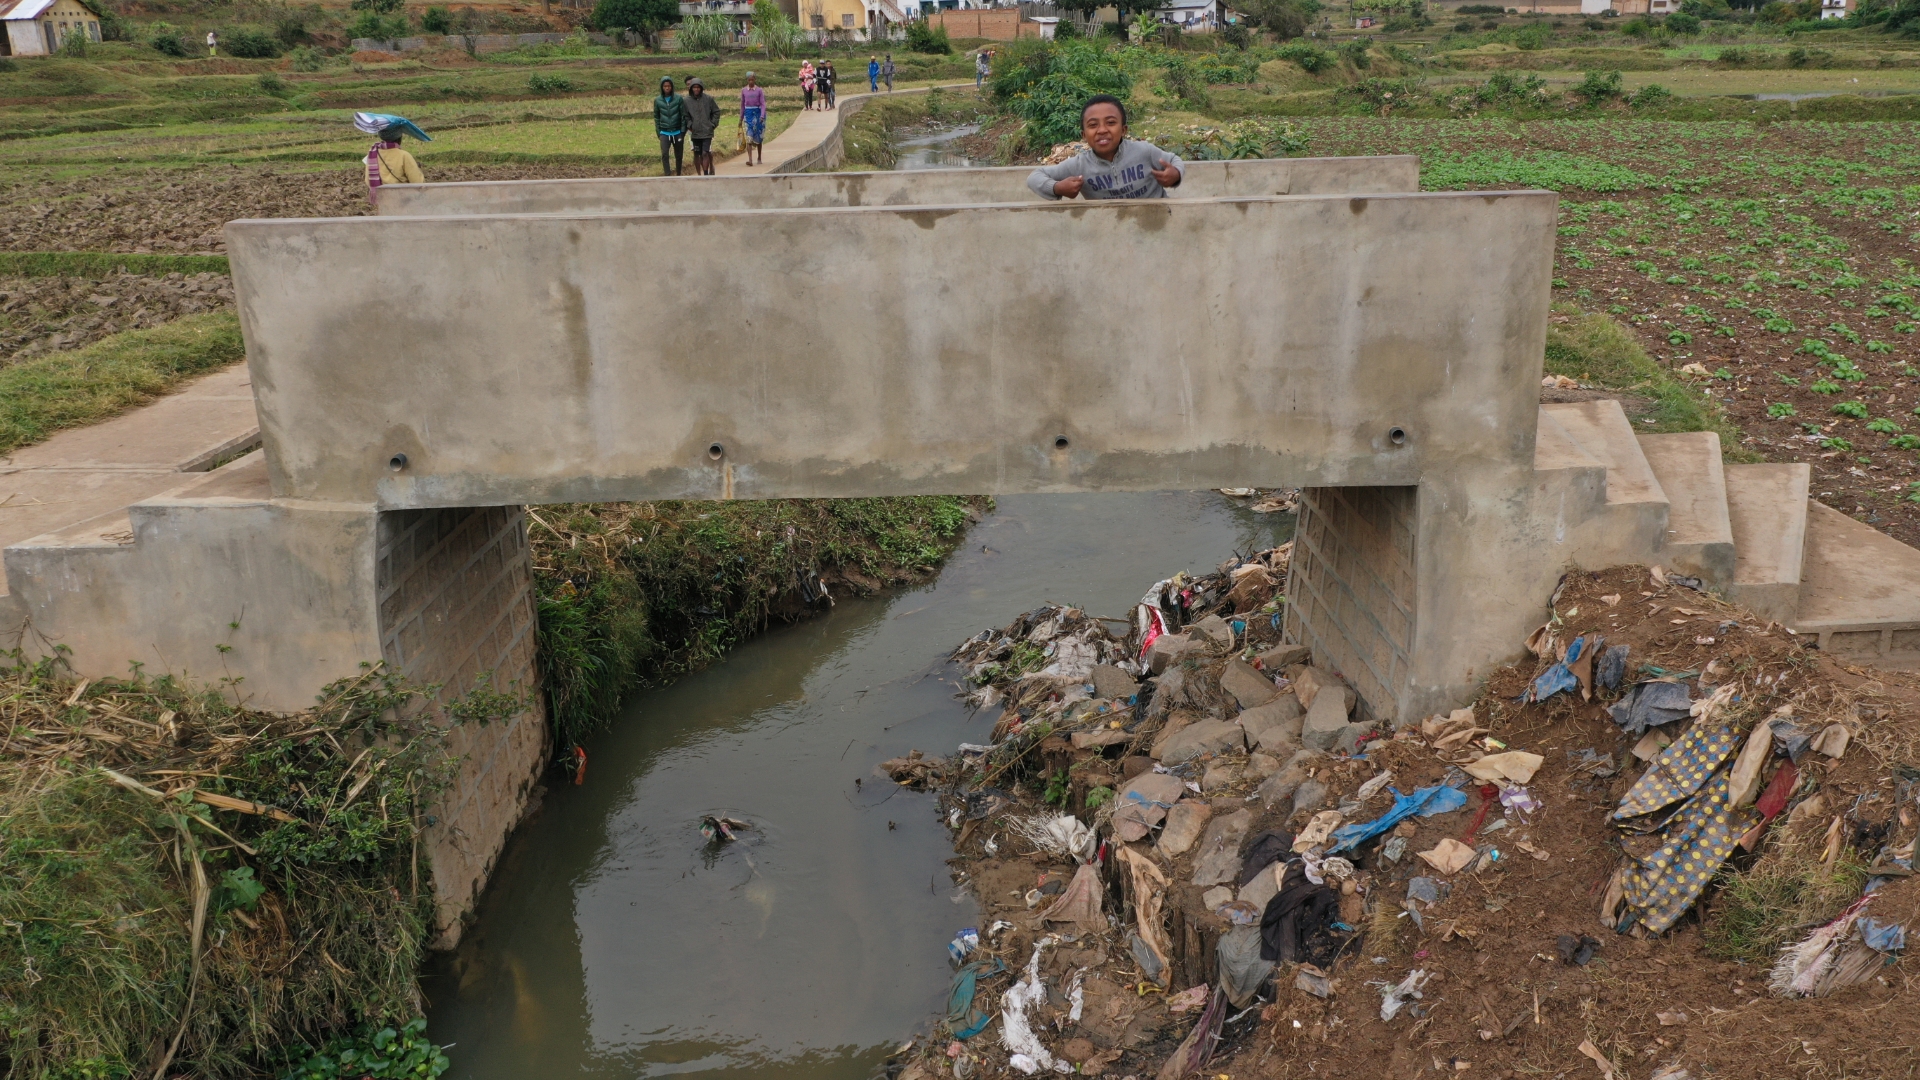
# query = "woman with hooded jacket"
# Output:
<box><xmin>653</xmin><ymin>77</ymin><xmax>688</xmax><ymax>176</ymax></box>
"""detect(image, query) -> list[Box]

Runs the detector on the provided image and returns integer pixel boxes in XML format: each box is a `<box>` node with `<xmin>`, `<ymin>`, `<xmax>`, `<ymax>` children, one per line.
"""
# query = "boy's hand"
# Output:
<box><xmin>1150</xmin><ymin>159</ymin><xmax>1182</xmax><ymax>188</ymax></box>
<box><xmin>1053</xmin><ymin>176</ymin><xmax>1085</xmax><ymax>198</ymax></box>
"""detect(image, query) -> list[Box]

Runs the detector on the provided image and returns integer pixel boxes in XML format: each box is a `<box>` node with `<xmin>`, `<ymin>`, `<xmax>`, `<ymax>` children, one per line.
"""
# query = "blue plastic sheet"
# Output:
<box><xmin>1326</xmin><ymin>784</ymin><xmax>1470</xmax><ymax>853</ymax></box>
<box><xmin>1860</xmin><ymin>917</ymin><xmax>1907</xmax><ymax>953</ymax></box>
<box><xmin>1526</xmin><ymin>635</ymin><xmax>1591</xmax><ymax>704</ymax></box>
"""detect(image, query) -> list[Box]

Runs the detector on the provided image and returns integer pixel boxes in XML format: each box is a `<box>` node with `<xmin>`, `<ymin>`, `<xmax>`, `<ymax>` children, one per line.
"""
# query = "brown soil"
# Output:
<box><xmin>0</xmin><ymin>162</ymin><xmax>645</xmax><ymax>255</ymax></box>
<box><xmin>0</xmin><ymin>271</ymin><xmax>233</xmax><ymax>365</ymax></box>
<box><xmin>902</xmin><ymin>564</ymin><xmax>1920</xmax><ymax>1080</ymax></box>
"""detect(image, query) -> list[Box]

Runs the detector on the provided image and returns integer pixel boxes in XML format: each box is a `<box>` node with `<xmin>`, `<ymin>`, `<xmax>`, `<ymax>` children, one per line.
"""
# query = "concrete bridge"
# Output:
<box><xmin>8</xmin><ymin>153</ymin><xmax>1917</xmax><ymax>939</ymax></box>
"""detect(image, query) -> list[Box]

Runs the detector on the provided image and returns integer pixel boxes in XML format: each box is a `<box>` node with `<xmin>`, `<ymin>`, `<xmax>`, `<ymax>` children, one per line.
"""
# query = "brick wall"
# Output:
<box><xmin>1283</xmin><ymin>486</ymin><xmax>1418</xmax><ymax>727</ymax></box>
<box><xmin>927</xmin><ymin>9</ymin><xmax>1041</xmax><ymax>39</ymax></box>
<box><xmin>376</xmin><ymin>505</ymin><xmax>546</xmax><ymax>945</ymax></box>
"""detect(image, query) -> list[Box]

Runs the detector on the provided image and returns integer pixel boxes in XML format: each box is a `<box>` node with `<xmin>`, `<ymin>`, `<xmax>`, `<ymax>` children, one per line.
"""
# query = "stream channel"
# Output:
<box><xmin>425</xmin><ymin>493</ymin><xmax>1291</xmax><ymax>1079</ymax></box>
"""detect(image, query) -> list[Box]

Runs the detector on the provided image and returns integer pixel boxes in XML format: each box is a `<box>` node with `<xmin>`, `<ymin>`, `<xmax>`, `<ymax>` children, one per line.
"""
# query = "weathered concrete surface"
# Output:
<box><xmin>229</xmin><ymin>191</ymin><xmax>1556</xmax><ymax>509</ymax></box>
<box><xmin>373</xmin><ymin>155</ymin><xmax>1421</xmax><ymax>216</ymax></box>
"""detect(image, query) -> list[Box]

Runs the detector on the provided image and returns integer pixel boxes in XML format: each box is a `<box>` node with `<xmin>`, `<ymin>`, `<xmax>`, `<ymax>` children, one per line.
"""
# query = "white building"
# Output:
<box><xmin>1820</xmin><ymin>0</ymin><xmax>1847</xmax><ymax>18</ymax></box>
<box><xmin>1</xmin><ymin>0</ymin><xmax>101</xmax><ymax>55</ymax></box>
<box><xmin>1155</xmin><ymin>0</ymin><xmax>1223</xmax><ymax>29</ymax></box>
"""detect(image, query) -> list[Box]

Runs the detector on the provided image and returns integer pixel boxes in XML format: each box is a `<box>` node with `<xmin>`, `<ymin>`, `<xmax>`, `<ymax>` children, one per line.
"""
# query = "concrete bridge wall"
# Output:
<box><xmin>369</xmin><ymin>155</ymin><xmax>1421</xmax><ymax>216</ymax></box>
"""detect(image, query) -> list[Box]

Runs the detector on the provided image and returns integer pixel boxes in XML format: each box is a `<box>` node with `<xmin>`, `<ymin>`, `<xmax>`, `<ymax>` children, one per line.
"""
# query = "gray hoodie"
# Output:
<box><xmin>1026</xmin><ymin>139</ymin><xmax>1186</xmax><ymax>201</ymax></box>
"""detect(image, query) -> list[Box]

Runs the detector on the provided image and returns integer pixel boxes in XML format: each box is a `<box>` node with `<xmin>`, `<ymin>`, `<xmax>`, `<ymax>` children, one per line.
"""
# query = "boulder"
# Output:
<box><xmin>1201</xmin><ymin>762</ymin><xmax>1241</xmax><ymax>793</ymax></box>
<box><xmin>1201</xmin><ymin>885</ymin><xmax>1234</xmax><ymax>911</ymax></box>
<box><xmin>1158</xmin><ymin>800</ymin><xmax>1212</xmax><ymax>856</ymax></box>
<box><xmin>1301</xmin><ymin>689</ymin><xmax>1352</xmax><ymax>751</ymax></box>
<box><xmin>1188</xmin><ymin>614</ymin><xmax>1236</xmax><ymax>650</ymax></box>
<box><xmin>1191</xmin><ymin>808</ymin><xmax>1254</xmax><ymax>886</ymax></box>
<box><xmin>1292</xmin><ymin>666</ymin><xmax>1356</xmax><ymax>714</ymax></box>
<box><xmin>1237</xmin><ymin>695</ymin><xmax>1304</xmax><ymax>752</ymax></box>
<box><xmin>1146</xmin><ymin>633</ymin><xmax>1203</xmax><ymax>675</ymax></box>
<box><xmin>1257</xmin><ymin>643</ymin><xmax>1311</xmax><ymax>671</ymax></box>
<box><xmin>1071</xmin><ymin>728</ymin><xmax>1131</xmax><ymax>750</ymax></box>
<box><xmin>1147</xmin><ymin>667</ymin><xmax>1189</xmax><ymax>718</ymax></box>
<box><xmin>1091</xmin><ymin>664</ymin><xmax>1140</xmax><ymax>701</ymax></box>
<box><xmin>1219</xmin><ymin>658</ymin><xmax>1280</xmax><ymax>710</ymax></box>
<box><xmin>1254</xmin><ymin>749</ymin><xmax>1327</xmax><ymax>809</ymax></box>
<box><xmin>1149</xmin><ymin>708</ymin><xmax>1198</xmax><ymax>758</ymax></box>
<box><xmin>1156</xmin><ymin>717</ymin><xmax>1246</xmax><ymax>764</ymax></box>
<box><xmin>1244</xmin><ymin>751</ymin><xmax>1281</xmax><ymax>779</ymax></box>
<box><xmin>1238</xmin><ymin>863</ymin><xmax>1282</xmax><ymax>911</ymax></box>
<box><xmin>1112</xmin><ymin>772</ymin><xmax>1188</xmax><ymax>842</ymax></box>
<box><xmin>1333</xmin><ymin>721</ymin><xmax>1379</xmax><ymax>755</ymax></box>
<box><xmin>1290</xmin><ymin>777</ymin><xmax>1329</xmax><ymax>816</ymax></box>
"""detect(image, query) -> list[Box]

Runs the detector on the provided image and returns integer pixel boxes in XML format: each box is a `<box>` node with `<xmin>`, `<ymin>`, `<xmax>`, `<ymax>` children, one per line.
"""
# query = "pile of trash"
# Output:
<box><xmin>882</xmin><ymin>562</ymin><xmax>1920</xmax><ymax>1080</ymax></box>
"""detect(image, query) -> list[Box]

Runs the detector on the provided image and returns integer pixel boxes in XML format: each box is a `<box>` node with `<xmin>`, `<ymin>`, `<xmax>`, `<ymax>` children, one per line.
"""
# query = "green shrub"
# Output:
<box><xmin>224</xmin><ymin>27</ymin><xmax>283</xmax><ymax>58</ymax></box>
<box><xmin>988</xmin><ymin>38</ymin><xmax>1131</xmax><ymax>147</ymax></box>
<box><xmin>1716</xmin><ymin>45</ymin><xmax>1748</xmax><ymax>63</ymax></box>
<box><xmin>290</xmin><ymin>45</ymin><xmax>326</xmax><ymax>70</ymax></box>
<box><xmin>1572</xmin><ymin>68</ymin><xmax>1623</xmax><ymax>104</ymax></box>
<box><xmin>149</xmin><ymin>23</ymin><xmax>190</xmax><ymax>56</ymax></box>
<box><xmin>1341</xmin><ymin>37</ymin><xmax>1371</xmax><ymax>67</ymax></box>
<box><xmin>349</xmin><ymin>11</ymin><xmax>408</xmax><ymax>40</ymax></box>
<box><xmin>528</xmin><ymin>72</ymin><xmax>576</xmax><ymax>93</ymax></box>
<box><xmin>906</xmin><ymin>20</ymin><xmax>952</xmax><ymax>52</ymax></box>
<box><xmin>421</xmin><ymin>5</ymin><xmax>452</xmax><ymax>33</ymax></box>
<box><xmin>748</xmin><ymin>0</ymin><xmax>801</xmax><ymax>57</ymax></box>
<box><xmin>1665</xmin><ymin>11</ymin><xmax>1702</xmax><ymax>32</ymax></box>
<box><xmin>258</xmin><ymin>71</ymin><xmax>288</xmax><ymax>94</ymax></box>
<box><xmin>1276</xmin><ymin>40</ymin><xmax>1334</xmax><ymax>72</ymax></box>
<box><xmin>1629</xmin><ymin>82</ymin><xmax>1674</xmax><ymax>107</ymax></box>
<box><xmin>590</xmin><ymin>0</ymin><xmax>679</xmax><ymax>46</ymax></box>
<box><xmin>676</xmin><ymin>11</ymin><xmax>731</xmax><ymax>51</ymax></box>
<box><xmin>280</xmin><ymin>1018</ymin><xmax>449</xmax><ymax>1080</ymax></box>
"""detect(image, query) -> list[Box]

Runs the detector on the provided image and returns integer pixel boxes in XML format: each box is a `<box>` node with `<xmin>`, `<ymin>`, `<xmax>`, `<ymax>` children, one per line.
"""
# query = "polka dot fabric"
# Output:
<box><xmin>1611</xmin><ymin>722</ymin><xmax>1758</xmax><ymax>934</ymax></box>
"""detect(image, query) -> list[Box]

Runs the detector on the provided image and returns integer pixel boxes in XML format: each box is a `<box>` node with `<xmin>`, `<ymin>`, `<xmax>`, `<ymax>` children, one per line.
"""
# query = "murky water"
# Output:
<box><xmin>892</xmin><ymin>123</ymin><xmax>983</xmax><ymax>171</ymax></box>
<box><xmin>425</xmin><ymin>492</ymin><xmax>1292</xmax><ymax>1080</ymax></box>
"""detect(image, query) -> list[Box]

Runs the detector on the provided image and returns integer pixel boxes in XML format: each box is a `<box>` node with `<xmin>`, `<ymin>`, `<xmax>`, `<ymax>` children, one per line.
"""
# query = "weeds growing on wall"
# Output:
<box><xmin>0</xmin><ymin>657</ymin><xmax>519</xmax><ymax>1078</ymax></box>
<box><xmin>529</xmin><ymin>496</ymin><xmax>987</xmax><ymax>755</ymax></box>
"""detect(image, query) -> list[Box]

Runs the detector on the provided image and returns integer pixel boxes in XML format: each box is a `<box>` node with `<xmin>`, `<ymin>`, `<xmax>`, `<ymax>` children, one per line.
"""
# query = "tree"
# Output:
<box><xmin>1237</xmin><ymin>0</ymin><xmax>1309</xmax><ymax>38</ymax></box>
<box><xmin>592</xmin><ymin>0</ymin><xmax>680</xmax><ymax>47</ymax></box>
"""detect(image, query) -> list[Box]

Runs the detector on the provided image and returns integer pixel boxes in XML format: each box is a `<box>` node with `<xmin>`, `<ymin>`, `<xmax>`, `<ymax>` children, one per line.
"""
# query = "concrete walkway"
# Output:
<box><xmin>716</xmin><ymin>82</ymin><xmax>974</xmax><ymax>175</ymax></box>
<box><xmin>0</xmin><ymin>364</ymin><xmax>260</xmax><ymax>596</ymax></box>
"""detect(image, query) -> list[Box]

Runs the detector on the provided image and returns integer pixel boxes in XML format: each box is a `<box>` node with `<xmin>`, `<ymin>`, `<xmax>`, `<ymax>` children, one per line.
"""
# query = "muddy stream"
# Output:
<box><xmin>425</xmin><ymin>493</ymin><xmax>1291</xmax><ymax>1079</ymax></box>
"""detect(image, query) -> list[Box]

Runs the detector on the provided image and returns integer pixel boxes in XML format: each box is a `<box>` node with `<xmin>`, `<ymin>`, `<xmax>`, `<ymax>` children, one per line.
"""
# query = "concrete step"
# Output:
<box><xmin>1536</xmin><ymin>400</ymin><xmax>1671</xmax><ymax>569</ymax></box>
<box><xmin>1637</xmin><ymin>432</ymin><xmax>1736</xmax><ymax>585</ymax></box>
<box><xmin>1791</xmin><ymin>500</ymin><xmax>1920</xmax><ymax>670</ymax></box>
<box><xmin>1723</xmin><ymin>463</ymin><xmax>1811</xmax><ymax>626</ymax></box>
<box><xmin>1540</xmin><ymin>400</ymin><xmax>1668</xmax><ymax>510</ymax></box>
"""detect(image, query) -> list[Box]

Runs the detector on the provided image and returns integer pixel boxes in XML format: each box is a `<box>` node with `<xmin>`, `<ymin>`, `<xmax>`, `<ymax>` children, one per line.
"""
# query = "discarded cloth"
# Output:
<box><xmin>1118</xmin><ymin>846</ymin><xmax>1173</xmax><ymax>986</ymax></box>
<box><xmin>1237</xmin><ymin>830</ymin><xmax>1294</xmax><ymax>886</ymax></box>
<box><xmin>1617</xmin><ymin>760</ymin><xmax>1756</xmax><ymax>933</ymax></box>
<box><xmin>1215</xmin><ymin>925</ymin><xmax>1274</xmax><ymax>1008</ymax></box>
<box><xmin>1614</xmin><ymin>723</ymin><xmax>1743</xmax><ymax>824</ymax></box>
<box><xmin>1037</xmin><ymin>862</ymin><xmax>1105</xmax><ymax>931</ymax></box>
<box><xmin>1259</xmin><ymin>862</ymin><xmax>1347</xmax><ymax>966</ymax></box>
<box><xmin>1379</xmin><ymin>968</ymin><xmax>1430</xmax><ymax>1021</ymax></box>
<box><xmin>1326</xmin><ymin>784</ymin><xmax>1469</xmax><ymax>853</ymax></box>
<box><xmin>1596</xmin><ymin>644</ymin><xmax>1630</xmax><ymax>692</ymax></box>
<box><xmin>1769</xmin><ymin>898</ymin><xmax>1894</xmax><ymax>998</ymax></box>
<box><xmin>1001</xmin><ymin>943</ymin><xmax>1070</xmax><ymax>1073</ymax></box>
<box><xmin>1154</xmin><ymin>987</ymin><xmax>1225</xmax><ymax>1080</ymax></box>
<box><xmin>1770</xmin><ymin>718</ymin><xmax>1816</xmax><ymax>764</ymax></box>
<box><xmin>946</xmin><ymin>956</ymin><xmax>1005</xmax><ymax>1039</ymax></box>
<box><xmin>1609</xmin><ymin>681</ymin><xmax>1694</xmax><ymax>736</ymax></box>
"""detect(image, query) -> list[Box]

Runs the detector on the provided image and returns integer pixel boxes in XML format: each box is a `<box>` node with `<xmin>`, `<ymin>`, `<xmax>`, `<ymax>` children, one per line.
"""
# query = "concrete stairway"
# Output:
<box><xmin>1538</xmin><ymin>400</ymin><xmax>1920</xmax><ymax>670</ymax></box>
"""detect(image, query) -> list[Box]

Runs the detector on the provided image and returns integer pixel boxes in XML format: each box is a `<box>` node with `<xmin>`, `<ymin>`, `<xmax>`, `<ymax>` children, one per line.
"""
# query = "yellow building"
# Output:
<box><xmin>793</xmin><ymin>0</ymin><xmax>906</xmax><ymax>40</ymax></box>
<box><xmin>0</xmin><ymin>0</ymin><xmax>102</xmax><ymax>56</ymax></box>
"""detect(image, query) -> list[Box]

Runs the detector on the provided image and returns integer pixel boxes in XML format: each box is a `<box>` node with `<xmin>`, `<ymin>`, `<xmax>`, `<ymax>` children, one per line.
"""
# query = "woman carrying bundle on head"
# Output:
<box><xmin>353</xmin><ymin>112</ymin><xmax>431</xmax><ymax>205</ymax></box>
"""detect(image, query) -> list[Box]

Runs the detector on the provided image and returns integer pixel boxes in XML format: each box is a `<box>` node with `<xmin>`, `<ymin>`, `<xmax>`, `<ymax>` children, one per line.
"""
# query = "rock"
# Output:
<box><xmin>1238</xmin><ymin>863</ymin><xmax>1282</xmax><ymax>911</ymax></box>
<box><xmin>1071</xmin><ymin>728</ymin><xmax>1131</xmax><ymax>749</ymax></box>
<box><xmin>1121</xmin><ymin>755</ymin><xmax>1156</xmax><ymax>781</ymax></box>
<box><xmin>1301</xmin><ymin>689</ymin><xmax>1352</xmax><ymax>751</ymax></box>
<box><xmin>1061</xmin><ymin>1038</ymin><xmax>1095</xmax><ymax>1064</ymax></box>
<box><xmin>1091</xmin><ymin>664</ymin><xmax>1140</xmax><ymax>701</ymax></box>
<box><xmin>1146</xmin><ymin>634</ymin><xmax>1202</xmax><ymax>675</ymax></box>
<box><xmin>1333</xmin><ymin>721</ymin><xmax>1379</xmax><ymax>755</ymax></box>
<box><xmin>1147</xmin><ymin>667</ymin><xmax>1189</xmax><ymax>717</ymax></box>
<box><xmin>1237</xmin><ymin>694</ymin><xmax>1304</xmax><ymax>752</ymax></box>
<box><xmin>1155</xmin><ymin>717</ymin><xmax>1246</xmax><ymax>764</ymax></box>
<box><xmin>1201</xmin><ymin>763</ymin><xmax>1241</xmax><ymax>793</ymax></box>
<box><xmin>1149</xmin><ymin>709</ymin><xmax>1198</xmax><ymax>757</ymax></box>
<box><xmin>1158</xmin><ymin>800</ymin><xmax>1212</xmax><ymax>856</ymax></box>
<box><xmin>1219</xmin><ymin>658</ymin><xmax>1280</xmax><ymax>710</ymax></box>
<box><xmin>1291</xmin><ymin>778</ymin><xmax>1328</xmax><ymax>816</ymax></box>
<box><xmin>1257</xmin><ymin>643</ymin><xmax>1311</xmax><ymax>670</ymax></box>
<box><xmin>1188</xmin><ymin>614</ymin><xmax>1235</xmax><ymax>650</ymax></box>
<box><xmin>1113</xmin><ymin>772</ymin><xmax>1188</xmax><ymax>842</ymax></box>
<box><xmin>1191</xmin><ymin>808</ymin><xmax>1254</xmax><ymax>886</ymax></box>
<box><xmin>1254</xmin><ymin>749</ymin><xmax>1327</xmax><ymax>808</ymax></box>
<box><xmin>1244</xmin><ymin>752</ymin><xmax>1281</xmax><ymax>779</ymax></box>
<box><xmin>1201</xmin><ymin>885</ymin><xmax>1234</xmax><ymax>910</ymax></box>
<box><xmin>1292</xmin><ymin>666</ymin><xmax>1355</xmax><ymax>714</ymax></box>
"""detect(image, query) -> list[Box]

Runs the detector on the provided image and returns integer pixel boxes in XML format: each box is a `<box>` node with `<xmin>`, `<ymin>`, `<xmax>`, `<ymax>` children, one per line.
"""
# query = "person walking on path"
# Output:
<box><xmin>653</xmin><ymin>77</ymin><xmax>688</xmax><ymax>176</ymax></box>
<box><xmin>1026</xmin><ymin>95</ymin><xmax>1183</xmax><ymax>201</ymax></box>
<box><xmin>353</xmin><ymin>111</ymin><xmax>431</xmax><ymax>204</ymax></box>
<box><xmin>739</xmin><ymin>72</ymin><xmax>767</xmax><ymax>166</ymax></box>
<box><xmin>819</xmin><ymin>60</ymin><xmax>836</xmax><ymax>108</ymax></box>
<box><xmin>975</xmin><ymin>49</ymin><xmax>991</xmax><ymax>88</ymax></box>
<box><xmin>684</xmin><ymin>76</ymin><xmax>721</xmax><ymax>175</ymax></box>
<box><xmin>881</xmin><ymin>53</ymin><xmax>895</xmax><ymax>91</ymax></box>
<box><xmin>868</xmin><ymin>55</ymin><xmax>879</xmax><ymax>92</ymax></box>
<box><xmin>206</xmin><ymin>30</ymin><xmax>218</xmax><ymax>55</ymax></box>
<box><xmin>799</xmin><ymin>60</ymin><xmax>816</xmax><ymax>110</ymax></box>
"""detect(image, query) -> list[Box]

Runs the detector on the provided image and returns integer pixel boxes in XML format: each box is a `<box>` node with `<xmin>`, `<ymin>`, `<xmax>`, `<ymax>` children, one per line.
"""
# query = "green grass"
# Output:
<box><xmin>0</xmin><ymin>251</ymin><xmax>230</xmax><ymax>277</ymax></box>
<box><xmin>0</xmin><ymin>311</ymin><xmax>244</xmax><ymax>455</ymax></box>
<box><xmin>531</xmin><ymin>496</ymin><xmax>987</xmax><ymax>754</ymax></box>
<box><xmin>1702</xmin><ymin>844</ymin><xmax>1868</xmax><ymax>963</ymax></box>
<box><xmin>1545</xmin><ymin>302</ymin><xmax>1755</xmax><ymax>459</ymax></box>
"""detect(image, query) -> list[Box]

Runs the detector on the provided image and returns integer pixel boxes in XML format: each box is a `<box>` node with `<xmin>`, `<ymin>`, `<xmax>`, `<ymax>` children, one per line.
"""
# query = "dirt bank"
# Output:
<box><xmin>888</xmin><ymin>559</ymin><xmax>1919</xmax><ymax>1080</ymax></box>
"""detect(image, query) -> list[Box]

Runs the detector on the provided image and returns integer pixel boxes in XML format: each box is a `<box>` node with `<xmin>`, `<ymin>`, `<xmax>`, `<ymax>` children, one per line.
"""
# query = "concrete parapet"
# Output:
<box><xmin>371</xmin><ymin>155</ymin><xmax>1421</xmax><ymax>216</ymax></box>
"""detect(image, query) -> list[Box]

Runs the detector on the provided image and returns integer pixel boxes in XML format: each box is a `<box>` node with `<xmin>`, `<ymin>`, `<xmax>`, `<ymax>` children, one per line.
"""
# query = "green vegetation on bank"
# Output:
<box><xmin>0</xmin><ymin>252</ymin><xmax>230</xmax><ymax>277</ymax></box>
<box><xmin>0</xmin><ymin>311</ymin><xmax>242</xmax><ymax>455</ymax></box>
<box><xmin>0</xmin><ymin>659</ymin><xmax>518</xmax><ymax>1079</ymax></box>
<box><xmin>1545</xmin><ymin>303</ymin><xmax>1754</xmax><ymax>457</ymax></box>
<box><xmin>529</xmin><ymin>496</ymin><xmax>988</xmax><ymax>756</ymax></box>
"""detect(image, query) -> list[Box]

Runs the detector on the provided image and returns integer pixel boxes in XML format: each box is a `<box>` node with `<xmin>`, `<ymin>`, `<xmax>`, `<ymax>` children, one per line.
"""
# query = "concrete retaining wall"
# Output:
<box><xmin>376</xmin><ymin>506</ymin><xmax>546</xmax><ymax>944</ymax></box>
<box><xmin>372</xmin><ymin>155</ymin><xmax>1420</xmax><ymax>215</ymax></box>
<box><xmin>1285</xmin><ymin>486</ymin><xmax>1418</xmax><ymax>726</ymax></box>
